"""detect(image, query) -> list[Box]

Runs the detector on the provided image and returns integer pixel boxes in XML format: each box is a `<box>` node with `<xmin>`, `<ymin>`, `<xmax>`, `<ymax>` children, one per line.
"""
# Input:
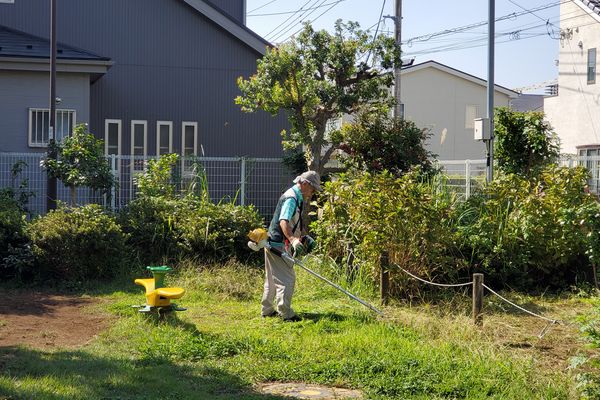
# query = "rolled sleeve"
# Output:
<box><xmin>279</xmin><ymin>198</ymin><xmax>297</xmax><ymax>221</ymax></box>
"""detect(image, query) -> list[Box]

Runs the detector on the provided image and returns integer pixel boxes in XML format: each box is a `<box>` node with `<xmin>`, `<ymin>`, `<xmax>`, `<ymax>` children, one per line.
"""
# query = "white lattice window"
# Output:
<box><xmin>28</xmin><ymin>108</ymin><xmax>76</xmax><ymax>147</ymax></box>
<box><xmin>105</xmin><ymin>119</ymin><xmax>121</xmax><ymax>156</ymax></box>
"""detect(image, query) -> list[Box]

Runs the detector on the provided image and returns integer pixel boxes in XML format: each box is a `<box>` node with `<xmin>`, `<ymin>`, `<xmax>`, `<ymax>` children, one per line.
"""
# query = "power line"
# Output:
<box><xmin>276</xmin><ymin>0</ymin><xmax>347</xmax><ymax>42</ymax></box>
<box><xmin>248</xmin><ymin>0</ymin><xmax>280</xmax><ymax>14</ymax></box>
<box><xmin>270</xmin><ymin>0</ymin><xmax>329</xmax><ymax>42</ymax></box>
<box><xmin>365</xmin><ymin>0</ymin><xmax>387</xmax><ymax>66</ymax></box>
<box><xmin>248</xmin><ymin>0</ymin><xmax>344</xmax><ymax>16</ymax></box>
<box><xmin>264</xmin><ymin>0</ymin><xmax>317</xmax><ymax>40</ymax></box>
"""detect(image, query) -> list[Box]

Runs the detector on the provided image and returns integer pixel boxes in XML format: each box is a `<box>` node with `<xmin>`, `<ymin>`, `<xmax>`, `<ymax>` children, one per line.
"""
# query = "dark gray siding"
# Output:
<box><xmin>206</xmin><ymin>0</ymin><xmax>245</xmax><ymax>24</ymax></box>
<box><xmin>0</xmin><ymin>71</ymin><xmax>89</xmax><ymax>153</ymax></box>
<box><xmin>0</xmin><ymin>0</ymin><xmax>286</xmax><ymax>158</ymax></box>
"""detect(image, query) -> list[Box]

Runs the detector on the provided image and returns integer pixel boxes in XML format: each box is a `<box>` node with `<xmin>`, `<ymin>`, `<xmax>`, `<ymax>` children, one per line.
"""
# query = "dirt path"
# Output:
<box><xmin>0</xmin><ymin>291</ymin><xmax>112</xmax><ymax>349</ymax></box>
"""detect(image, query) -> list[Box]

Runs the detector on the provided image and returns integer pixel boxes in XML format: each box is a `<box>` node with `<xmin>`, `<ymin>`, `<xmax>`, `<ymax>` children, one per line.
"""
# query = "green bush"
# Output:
<box><xmin>118</xmin><ymin>196</ymin><xmax>182</xmax><ymax>264</ymax></box>
<box><xmin>29</xmin><ymin>205</ymin><xmax>129</xmax><ymax>281</ymax></box>
<box><xmin>0</xmin><ymin>192</ymin><xmax>31</xmax><ymax>279</ymax></box>
<box><xmin>119</xmin><ymin>196</ymin><xmax>263</xmax><ymax>264</ymax></box>
<box><xmin>313</xmin><ymin>170</ymin><xmax>465</xmax><ymax>295</ymax></box>
<box><xmin>178</xmin><ymin>200</ymin><xmax>263</xmax><ymax>261</ymax></box>
<box><xmin>456</xmin><ymin>165</ymin><xmax>596</xmax><ymax>287</ymax></box>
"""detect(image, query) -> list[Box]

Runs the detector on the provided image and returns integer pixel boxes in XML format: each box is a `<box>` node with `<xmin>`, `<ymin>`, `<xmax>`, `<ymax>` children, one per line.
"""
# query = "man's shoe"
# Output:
<box><xmin>283</xmin><ymin>314</ymin><xmax>302</xmax><ymax>322</ymax></box>
<box><xmin>262</xmin><ymin>311</ymin><xmax>278</xmax><ymax>318</ymax></box>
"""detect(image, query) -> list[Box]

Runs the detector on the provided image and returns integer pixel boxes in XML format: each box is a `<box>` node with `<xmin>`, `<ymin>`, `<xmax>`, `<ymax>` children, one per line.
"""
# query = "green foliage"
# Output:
<box><xmin>313</xmin><ymin>170</ymin><xmax>464</xmax><ymax>294</ymax></box>
<box><xmin>338</xmin><ymin>109</ymin><xmax>437</xmax><ymax>176</ymax></box>
<box><xmin>0</xmin><ymin>160</ymin><xmax>36</xmax><ymax>214</ymax></box>
<box><xmin>456</xmin><ymin>165</ymin><xmax>596</xmax><ymax>287</ymax></box>
<box><xmin>236</xmin><ymin>20</ymin><xmax>400</xmax><ymax>175</ymax></box>
<box><xmin>0</xmin><ymin>192</ymin><xmax>31</xmax><ymax>279</ymax></box>
<box><xmin>119</xmin><ymin>196</ymin><xmax>263</xmax><ymax>264</ymax></box>
<box><xmin>135</xmin><ymin>153</ymin><xmax>179</xmax><ymax>199</ymax></box>
<box><xmin>41</xmin><ymin>124</ymin><xmax>116</xmax><ymax>205</ymax></box>
<box><xmin>28</xmin><ymin>205</ymin><xmax>129</xmax><ymax>281</ymax></box>
<box><xmin>494</xmin><ymin>108</ymin><xmax>560</xmax><ymax>176</ymax></box>
<box><xmin>177</xmin><ymin>200</ymin><xmax>264</xmax><ymax>261</ymax></box>
<box><xmin>117</xmin><ymin>196</ymin><xmax>182</xmax><ymax>264</ymax></box>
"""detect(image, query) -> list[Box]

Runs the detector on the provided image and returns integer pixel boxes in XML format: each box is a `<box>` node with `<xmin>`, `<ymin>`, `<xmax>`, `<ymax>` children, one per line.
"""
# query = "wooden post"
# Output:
<box><xmin>380</xmin><ymin>251</ymin><xmax>390</xmax><ymax>305</ymax></box>
<box><xmin>472</xmin><ymin>273</ymin><xmax>484</xmax><ymax>326</ymax></box>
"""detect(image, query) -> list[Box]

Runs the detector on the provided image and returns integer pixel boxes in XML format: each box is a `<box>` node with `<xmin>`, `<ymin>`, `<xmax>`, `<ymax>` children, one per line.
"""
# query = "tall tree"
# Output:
<box><xmin>236</xmin><ymin>21</ymin><xmax>400</xmax><ymax>175</ymax></box>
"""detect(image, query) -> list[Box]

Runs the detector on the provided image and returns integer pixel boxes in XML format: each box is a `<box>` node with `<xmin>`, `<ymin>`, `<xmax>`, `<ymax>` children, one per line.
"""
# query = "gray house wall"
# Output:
<box><xmin>0</xmin><ymin>0</ymin><xmax>287</xmax><ymax>158</ymax></box>
<box><xmin>206</xmin><ymin>0</ymin><xmax>245</xmax><ymax>24</ymax></box>
<box><xmin>0</xmin><ymin>70</ymin><xmax>89</xmax><ymax>153</ymax></box>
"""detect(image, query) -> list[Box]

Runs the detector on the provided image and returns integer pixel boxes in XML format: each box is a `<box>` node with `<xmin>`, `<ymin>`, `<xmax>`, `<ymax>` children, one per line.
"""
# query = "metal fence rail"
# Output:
<box><xmin>0</xmin><ymin>152</ymin><xmax>293</xmax><ymax>217</ymax></box>
<box><xmin>437</xmin><ymin>156</ymin><xmax>600</xmax><ymax>199</ymax></box>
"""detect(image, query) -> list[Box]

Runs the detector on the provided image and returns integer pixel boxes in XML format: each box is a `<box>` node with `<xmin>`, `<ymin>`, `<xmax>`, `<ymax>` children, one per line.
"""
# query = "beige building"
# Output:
<box><xmin>544</xmin><ymin>0</ymin><xmax>600</xmax><ymax>155</ymax></box>
<box><xmin>400</xmin><ymin>61</ymin><xmax>517</xmax><ymax>160</ymax></box>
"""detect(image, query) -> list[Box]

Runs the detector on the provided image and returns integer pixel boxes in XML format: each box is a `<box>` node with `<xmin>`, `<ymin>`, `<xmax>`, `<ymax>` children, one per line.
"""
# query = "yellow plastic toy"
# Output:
<box><xmin>133</xmin><ymin>266</ymin><xmax>186</xmax><ymax>313</ymax></box>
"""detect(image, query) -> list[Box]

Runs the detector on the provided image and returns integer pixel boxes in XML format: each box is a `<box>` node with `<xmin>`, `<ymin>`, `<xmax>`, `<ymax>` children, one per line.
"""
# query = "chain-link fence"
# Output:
<box><xmin>436</xmin><ymin>156</ymin><xmax>600</xmax><ymax>199</ymax></box>
<box><xmin>0</xmin><ymin>152</ymin><xmax>294</xmax><ymax>218</ymax></box>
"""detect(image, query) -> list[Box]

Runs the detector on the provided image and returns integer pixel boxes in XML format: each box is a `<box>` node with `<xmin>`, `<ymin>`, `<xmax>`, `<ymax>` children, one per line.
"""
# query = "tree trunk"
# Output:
<box><xmin>70</xmin><ymin>186</ymin><xmax>77</xmax><ymax>207</ymax></box>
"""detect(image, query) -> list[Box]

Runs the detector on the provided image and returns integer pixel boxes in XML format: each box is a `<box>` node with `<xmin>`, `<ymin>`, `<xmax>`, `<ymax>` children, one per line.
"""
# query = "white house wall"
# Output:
<box><xmin>401</xmin><ymin>67</ymin><xmax>511</xmax><ymax>160</ymax></box>
<box><xmin>544</xmin><ymin>0</ymin><xmax>600</xmax><ymax>154</ymax></box>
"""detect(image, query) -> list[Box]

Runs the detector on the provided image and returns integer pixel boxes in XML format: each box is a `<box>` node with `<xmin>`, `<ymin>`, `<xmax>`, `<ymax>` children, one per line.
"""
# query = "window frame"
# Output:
<box><xmin>156</xmin><ymin>120</ymin><xmax>173</xmax><ymax>156</ymax></box>
<box><xmin>104</xmin><ymin>119</ymin><xmax>122</xmax><ymax>156</ymax></box>
<box><xmin>181</xmin><ymin>121</ymin><xmax>198</xmax><ymax>157</ymax></box>
<box><xmin>130</xmin><ymin>120</ymin><xmax>148</xmax><ymax>174</ymax></box>
<box><xmin>28</xmin><ymin>108</ymin><xmax>76</xmax><ymax>147</ymax></box>
<box><xmin>588</xmin><ymin>48</ymin><xmax>596</xmax><ymax>85</ymax></box>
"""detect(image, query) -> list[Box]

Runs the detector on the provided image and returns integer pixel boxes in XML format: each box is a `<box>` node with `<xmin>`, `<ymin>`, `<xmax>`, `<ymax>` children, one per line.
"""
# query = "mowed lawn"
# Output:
<box><xmin>0</xmin><ymin>260</ymin><xmax>593</xmax><ymax>399</ymax></box>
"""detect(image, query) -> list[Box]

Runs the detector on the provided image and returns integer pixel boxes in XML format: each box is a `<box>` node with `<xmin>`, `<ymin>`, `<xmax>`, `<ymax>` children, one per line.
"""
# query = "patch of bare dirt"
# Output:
<box><xmin>0</xmin><ymin>290</ymin><xmax>112</xmax><ymax>349</ymax></box>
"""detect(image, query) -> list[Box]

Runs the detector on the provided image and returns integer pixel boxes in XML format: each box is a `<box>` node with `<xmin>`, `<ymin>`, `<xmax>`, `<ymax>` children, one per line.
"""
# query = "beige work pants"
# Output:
<box><xmin>261</xmin><ymin>247</ymin><xmax>296</xmax><ymax>319</ymax></box>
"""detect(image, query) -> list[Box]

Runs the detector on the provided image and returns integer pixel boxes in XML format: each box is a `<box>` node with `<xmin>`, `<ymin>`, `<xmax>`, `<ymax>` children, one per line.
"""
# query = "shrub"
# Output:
<box><xmin>177</xmin><ymin>200</ymin><xmax>263</xmax><ymax>261</ymax></box>
<box><xmin>119</xmin><ymin>196</ymin><xmax>264</xmax><ymax>264</ymax></box>
<box><xmin>456</xmin><ymin>165</ymin><xmax>596</xmax><ymax>287</ymax></box>
<box><xmin>135</xmin><ymin>153</ymin><xmax>179</xmax><ymax>199</ymax></box>
<box><xmin>118</xmin><ymin>196</ymin><xmax>182</xmax><ymax>264</ymax></box>
<box><xmin>0</xmin><ymin>193</ymin><xmax>31</xmax><ymax>279</ymax></box>
<box><xmin>313</xmin><ymin>170</ymin><xmax>465</xmax><ymax>295</ymax></box>
<box><xmin>29</xmin><ymin>205</ymin><xmax>129</xmax><ymax>281</ymax></box>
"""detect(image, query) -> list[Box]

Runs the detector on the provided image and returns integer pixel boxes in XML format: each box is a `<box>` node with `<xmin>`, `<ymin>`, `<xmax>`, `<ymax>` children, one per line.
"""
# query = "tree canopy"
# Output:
<box><xmin>236</xmin><ymin>21</ymin><xmax>400</xmax><ymax>175</ymax></box>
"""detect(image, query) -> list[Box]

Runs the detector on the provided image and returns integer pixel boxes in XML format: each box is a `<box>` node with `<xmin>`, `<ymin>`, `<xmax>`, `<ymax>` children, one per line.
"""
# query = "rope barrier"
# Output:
<box><xmin>483</xmin><ymin>283</ymin><xmax>559</xmax><ymax>325</ymax></box>
<box><xmin>394</xmin><ymin>264</ymin><xmax>562</xmax><ymax>335</ymax></box>
<box><xmin>395</xmin><ymin>265</ymin><xmax>473</xmax><ymax>288</ymax></box>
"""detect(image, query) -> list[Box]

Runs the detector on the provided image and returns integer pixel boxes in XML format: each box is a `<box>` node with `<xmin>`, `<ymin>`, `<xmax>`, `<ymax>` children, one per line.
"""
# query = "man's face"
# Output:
<box><xmin>301</xmin><ymin>181</ymin><xmax>316</xmax><ymax>198</ymax></box>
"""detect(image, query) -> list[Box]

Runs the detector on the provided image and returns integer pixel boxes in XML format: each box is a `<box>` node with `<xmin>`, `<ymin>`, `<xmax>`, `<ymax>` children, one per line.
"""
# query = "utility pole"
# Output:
<box><xmin>394</xmin><ymin>0</ymin><xmax>403</xmax><ymax>119</ymax></box>
<box><xmin>47</xmin><ymin>0</ymin><xmax>58</xmax><ymax>211</ymax></box>
<box><xmin>486</xmin><ymin>0</ymin><xmax>495</xmax><ymax>184</ymax></box>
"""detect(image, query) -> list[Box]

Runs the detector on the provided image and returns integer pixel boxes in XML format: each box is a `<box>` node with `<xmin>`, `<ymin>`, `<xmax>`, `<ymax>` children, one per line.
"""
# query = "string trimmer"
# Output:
<box><xmin>248</xmin><ymin>228</ymin><xmax>383</xmax><ymax>316</ymax></box>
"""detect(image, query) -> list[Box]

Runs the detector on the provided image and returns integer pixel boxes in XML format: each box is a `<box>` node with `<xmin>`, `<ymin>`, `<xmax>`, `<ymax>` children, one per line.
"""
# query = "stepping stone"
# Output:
<box><xmin>259</xmin><ymin>382</ymin><xmax>362</xmax><ymax>399</ymax></box>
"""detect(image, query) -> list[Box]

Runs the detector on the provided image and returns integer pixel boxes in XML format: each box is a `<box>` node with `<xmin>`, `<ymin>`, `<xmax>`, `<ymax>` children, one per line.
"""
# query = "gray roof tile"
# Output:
<box><xmin>0</xmin><ymin>24</ymin><xmax>110</xmax><ymax>61</ymax></box>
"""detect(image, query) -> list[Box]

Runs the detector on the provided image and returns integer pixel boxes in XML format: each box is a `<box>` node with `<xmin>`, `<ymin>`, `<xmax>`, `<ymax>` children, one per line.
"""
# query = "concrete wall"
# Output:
<box><xmin>401</xmin><ymin>66</ymin><xmax>512</xmax><ymax>160</ymax></box>
<box><xmin>0</xmin><ymin>70</ymin><xmax>89</xmax><ymax>153</ymax></box>
<box><xmin>544</xmin><ymin>0</ymin><xmax>600</xmax><ymax>154</ymax></box>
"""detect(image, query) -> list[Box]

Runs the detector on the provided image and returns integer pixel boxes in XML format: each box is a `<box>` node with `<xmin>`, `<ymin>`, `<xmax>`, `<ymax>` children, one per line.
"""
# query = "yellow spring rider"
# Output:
<box><xmin>133</xmin><ymin>266</ymin><xmax>186</xmax><ymax>314</ymax></box>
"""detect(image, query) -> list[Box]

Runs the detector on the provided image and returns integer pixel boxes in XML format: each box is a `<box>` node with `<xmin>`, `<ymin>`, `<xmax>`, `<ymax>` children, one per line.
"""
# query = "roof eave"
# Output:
<box><xmin>0</xmin><ymin>56</ymin><xmax>113</xmax><ymax>75</ymax></box>
<box><xmin>181</xmin><ymin>0</ymin><xmax>271</xmax><ymax>55</ymax></box>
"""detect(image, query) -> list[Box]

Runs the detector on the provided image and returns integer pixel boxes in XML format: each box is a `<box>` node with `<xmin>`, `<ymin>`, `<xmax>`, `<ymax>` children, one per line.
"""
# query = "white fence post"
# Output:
<box><xmin>240</xmin><ymin>157</ymin><xmax>246</xmax><ymax>206</ymax></box>
<box><xmin>111</xmin><ymin>154</ymin><xmax>117</xmax><ymax>210</ymax></box>
<box><xmin>465</xmin><ymin>159</ymin><xmax>471</xmax><ymax>199</ymax></box>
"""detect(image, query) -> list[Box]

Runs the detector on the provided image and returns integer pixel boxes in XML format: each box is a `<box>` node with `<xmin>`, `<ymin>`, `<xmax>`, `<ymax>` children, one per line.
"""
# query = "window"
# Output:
<box><xmin>578</xmin><ymin>146</ymin><xmax>600</xmax><ymax>193</ymax></box>
<box><xmin>156</xmin><ymin>121</ymin><xmax>173</xmax><ymax>155</ymax></box>
<box><xmin>28</xmin><ymin>108</ymin><xmax>75</xmax><ymax>147</ymax></box>
<box><xmin>588</xmin><ymin>48</ymin><xmax>596</xmax><ymax>85</ymax></box>
<box><xmin>131</xmin><ymin>120</ymin><xmax>147</xmax><ymax>172</ymax></box>
<box><xmin>465</xmin><ymin>105</ymin><xmax>479</xmax><ymax>129</ymax></box>
<box><xmin>105</xmin><ymin>119</ymin><xmax>121</xmax><ymax>156</ymax></box>
<box><xmin>181</xmin><ymin>122</ymin><xmax>198</xmax><ymax>157</ymax></box>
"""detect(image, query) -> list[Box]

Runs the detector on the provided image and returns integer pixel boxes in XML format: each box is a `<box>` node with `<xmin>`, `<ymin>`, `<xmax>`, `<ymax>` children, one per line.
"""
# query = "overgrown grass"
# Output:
<box><xmin>0</xmin><ymin>259</ymin><xmax>593</xmax><ymax>399</ymax></box>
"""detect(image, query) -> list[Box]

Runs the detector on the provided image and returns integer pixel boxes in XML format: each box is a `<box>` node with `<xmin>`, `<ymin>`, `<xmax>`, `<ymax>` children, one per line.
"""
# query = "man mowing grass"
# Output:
<box><xmin>261</xmin><ymin>171</ymin><xmax>320</xmax><ymax>322</ymax></box>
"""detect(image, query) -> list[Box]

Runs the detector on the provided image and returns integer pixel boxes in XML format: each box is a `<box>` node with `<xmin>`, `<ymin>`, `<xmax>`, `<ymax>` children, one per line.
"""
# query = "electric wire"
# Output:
<box><xmin>248</xmin><ymin>0</ymin><xmax>344</xmax><ymax>16</ymax></box>
<box><xmin>264</xmin><ymin>0</ymin><xmax>317</xmax><ymax>40</ymax></box>
<box><xmin>270</xmin><ymin>0</ymin><xmax>330</xmax><ymax>42</ymax></box>
<box><xmin>365</xmin><ymin>0</ymin><xmax>387</xmax><ymax>66</ymax></box>
<box><xmin>248</xmin><ymin>0</ymin><xmax>280</xmax><ymax>14</ymax></box>
<box><xmin>277</xmin><ymin>0</ymin><xmax>347</xmax><ymax>42</ymax></box>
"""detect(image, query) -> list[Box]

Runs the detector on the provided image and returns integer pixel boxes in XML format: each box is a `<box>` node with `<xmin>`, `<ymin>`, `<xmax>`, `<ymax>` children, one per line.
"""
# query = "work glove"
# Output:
<box><xmin>290</xmin><ymin>237</ymin><xmax>305</xmax><ymax>258</ymax></box>
<box><xmin>302</xmin><ymin>235</ymin><xmax>316</xmax><ymax>253</ymax></box>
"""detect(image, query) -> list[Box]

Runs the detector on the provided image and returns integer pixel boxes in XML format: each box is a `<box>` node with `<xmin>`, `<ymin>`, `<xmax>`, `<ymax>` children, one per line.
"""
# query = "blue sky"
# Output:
<box><xmin>246</xmin><ymin>0</ymin><xmax>561</xmax><ymax>93</ymax></box>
